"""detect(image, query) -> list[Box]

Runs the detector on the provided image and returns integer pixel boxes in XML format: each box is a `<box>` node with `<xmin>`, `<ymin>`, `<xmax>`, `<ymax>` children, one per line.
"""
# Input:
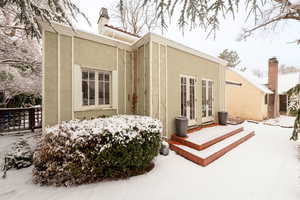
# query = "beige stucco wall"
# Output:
<box><xmin>226</xmin><ymin>69</ymin><xmax>268</xmax><ymax>121</ymax></box>
<box><xmin>74</xmin><ymin>37</ymin><xmax>117</xmax><ymax>70</ymax></box>
<box><xmin>74</xmin><ymin>109</ymin><xmax>116</xmax><ymax>119</ymax></box>
<box><xmin>43</xmin><ymin>28</ymin><xmax>226</xmax><ymax>138</ymax></box>
<box><xmin>43</xmin><ymin>31</ymin><xmax>58</xmax><ymax>126</ymax></box>
<box><xmin>59</xmin><ymin>35</ymin><xmax>73</xmax><ymax>122</ymax></box>
<box><xmin>134</xmin><ymin>43</ymin><xmax>150</xmax><ymax>116</ymax></box>
<box><xmin>165</xmin><ymin>46</ymin><xmax>224</xmax><ymax>136</ymax></box>
<box><xmin>147</xmin><ymin>35</ymin><xmax>225</xmax><ymax>137</ymax></box>
<box><xmin>43</xmin><ymin>31</ymin><xmax>133</xmax><ymax>126</ymax></box>
<box><xmin>150</xmin><ymin>42</ymin><xmax>168</xmax><ymax>136</ymax></box>
<box><xmin>125</xmin><ymin>51</ymin><xmax>134</xmax><ymax>114</ymax></box>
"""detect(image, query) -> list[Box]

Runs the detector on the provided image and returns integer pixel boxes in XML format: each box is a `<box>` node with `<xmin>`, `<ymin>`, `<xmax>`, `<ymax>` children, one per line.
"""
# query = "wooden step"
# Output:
<box><xmin>170</xmin><ymin>130</ymin><xmax>255</xmax><ymax>166</ymax></box>
<box><xmin>171</xmin><ymin>126</ymin><xmax>244</xmax><ymax>151</ymax></box>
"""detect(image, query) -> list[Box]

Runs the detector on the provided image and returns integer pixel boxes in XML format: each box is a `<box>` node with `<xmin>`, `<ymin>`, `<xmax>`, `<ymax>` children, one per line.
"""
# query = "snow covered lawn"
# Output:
<box><xmin>1</xmin><ymin>122</ymin><xmax>300</xmax><ymax>200</ymax></box>
<box><xmin>263</xmin><ymin>115</ymin><xmax>295</xmax><ymax>128</ymax></box>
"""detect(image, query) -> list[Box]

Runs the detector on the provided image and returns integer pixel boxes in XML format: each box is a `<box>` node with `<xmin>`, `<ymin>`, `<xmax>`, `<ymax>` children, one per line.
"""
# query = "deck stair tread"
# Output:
<box><xmin>169</xmin><ymin>124</ymin><xmax>255</xmax><ymax>166</ymax></box>
<box><xmin>171</xmin><ymin>125</ymin><xmax>244</xmax><ymax>151</ymax></box>
<box><xmin>172</xmin><ymin>130</ymin><xmax>253</xmax><ymax>159</ymax></box>
<box><xmin>186</xmin><ymin>125</ymin><xmax>243</xmax><ymax>145</ymax></box>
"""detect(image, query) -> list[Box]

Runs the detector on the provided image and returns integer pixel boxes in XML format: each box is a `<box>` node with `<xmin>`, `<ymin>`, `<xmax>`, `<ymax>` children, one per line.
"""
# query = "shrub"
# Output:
<box><xmin>32</xmin><ymin>115</ymin><xmax>162</xmax><ymax>186</ymax></box>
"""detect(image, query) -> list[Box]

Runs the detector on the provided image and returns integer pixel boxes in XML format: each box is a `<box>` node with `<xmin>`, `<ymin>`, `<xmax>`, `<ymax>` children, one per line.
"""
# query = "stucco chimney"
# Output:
<box><xmin>97</xmin><ymin>7</ymin><xmax>109</xmax><ymax>34</ymax></box>
<box><xmin>268</xmin><ymin>57</ymin><xmax>280</xmax><ymax>118</ymax></box>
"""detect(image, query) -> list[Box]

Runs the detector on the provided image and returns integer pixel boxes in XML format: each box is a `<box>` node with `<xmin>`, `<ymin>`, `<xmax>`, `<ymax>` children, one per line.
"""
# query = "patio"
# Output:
<box><xmin>0</xmin><ymin>121</ymin><xmax>299</xmax><ymax>200</ymax></box>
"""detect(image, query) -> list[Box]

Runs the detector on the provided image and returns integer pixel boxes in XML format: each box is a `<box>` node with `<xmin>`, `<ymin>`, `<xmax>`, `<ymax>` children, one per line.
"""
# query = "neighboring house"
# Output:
<box><xmin>226</xmin><ymin>57</ymin><xmax>300</xmax><ymax>121</ymax></box>
<box><xmin>226</xmin><ymin>68</ymin><xmax>273</xmax><ymax>121</ymax></box>
<box><xmin>42</xmin><ymin>8</ymin><xmax>227</xmax><ymax>137</ymax></box>
<box><xmin>260</xmin><ymin>71</ymin><xmax>300</xmax><ymax>114</ymax></box>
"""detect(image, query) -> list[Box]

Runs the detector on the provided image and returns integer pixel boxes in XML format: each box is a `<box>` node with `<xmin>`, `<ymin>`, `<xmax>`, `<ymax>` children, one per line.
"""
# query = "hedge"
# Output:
<box><xmin>32</xmin><ymin>115</ymin><xmax>162</xmax><ymax>186</ymax></box>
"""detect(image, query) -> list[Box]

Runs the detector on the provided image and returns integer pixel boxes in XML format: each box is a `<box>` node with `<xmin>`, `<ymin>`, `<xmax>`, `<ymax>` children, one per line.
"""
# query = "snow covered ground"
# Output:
<box><xmin>0</xmin><ymin>122</ymin><xmax>300</xmax><ymax>200</ymax></box>
<box><xmin>263</xmin><ymin>115</ymin><xmax>295</xmax><ymax>128</ymax></box>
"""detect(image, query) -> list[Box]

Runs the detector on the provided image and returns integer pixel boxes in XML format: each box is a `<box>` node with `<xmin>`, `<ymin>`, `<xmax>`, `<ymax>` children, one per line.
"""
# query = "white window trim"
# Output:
<box><xmin>74</xmin><ymin>66</ymin><xmax>116</xmax><ymax>112</ymax></box>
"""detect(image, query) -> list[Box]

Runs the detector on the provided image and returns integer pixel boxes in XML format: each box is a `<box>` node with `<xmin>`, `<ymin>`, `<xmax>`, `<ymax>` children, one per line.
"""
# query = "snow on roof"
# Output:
<box><xmin>104</xmin><ymin>24</ymin><xmax>140</xmax><ymax>38</ymax></box>
<box><xmin>257</xmin><ymin>72</ymin><xmax>300</xmax><ymax>94</ymax></box>
<box><xmin>278</xmin><ymin>72</ymin><xmax>300</xmax><ymax>94</ymax></box>
<box><xmin>228</xmin><ymin>68</ymin><xmax>273</xmax><ymax>94</ymax></box>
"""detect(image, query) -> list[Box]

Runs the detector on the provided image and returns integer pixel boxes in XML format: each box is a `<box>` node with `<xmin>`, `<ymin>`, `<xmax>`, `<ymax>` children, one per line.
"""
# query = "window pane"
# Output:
<box><xmin>190</xmin><ymin>79</ymin><xmax>195</xmax><ymax>120</ymax></box>
<box><xmin>202</xmin><ymin>80</ymin><xmax>206</xmax><ymax>117</ymax></box>
<box><xmin>105</xmin><ymin>74</ymin><xmax>110</xmax><ymax>81</ymax></box>
<box><xmin>99</xmin><ymin>73</ymin><xmax>104</xmax><ymax>81</ymax></box>
<box><xmin>89</xmin><ymin>71</ymin><xmax>95</xmax><ymax>80</ymax></box>
<box><xmin>82</xmin><ymin>71</ymin><xmax>88</xmax><ymax>80</ymax></box>
<box><xmin>89</xmin><ymin>80</ymin><xmax>95</xmax><ymax>105</ymax></box>
<box><xmin>181</xmin><ymin>77</ymin><xmax>187</xmax><ymax>117</ymax></box>
<box><xmin>82</xmin><ymin>80</ymin><xmax>88</xmax><ymax>105</ymax></box>
<box><xmin>99</xmin><ymin>81</ymin><xmax>104</xmax><ymax>105</ymax></box>
<box><xmin>208</xmin><ymin>81</ymin><xmax>213</xmax><ymax>116</ymax></box>
<box><xmin>105</xmin><ymin>81</ymin><xmax>110</xmax><ymax>104</ymax></box>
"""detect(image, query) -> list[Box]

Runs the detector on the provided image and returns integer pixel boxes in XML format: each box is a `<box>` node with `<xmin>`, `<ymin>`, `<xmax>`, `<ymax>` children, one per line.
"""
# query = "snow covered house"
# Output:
<box><xmin>42</xmin><ymin>8</ymin><xmax>227</xmax><ymax>137</ymax></box>
<box><xmin>226</xmin><ymin>57</ymin><xmax>300</xmax><ymax>121</ymax></box>
<box><xmin>261</xmin><ymin>71</ymin><xmax>300</xmax><ymax>114</ymax></box>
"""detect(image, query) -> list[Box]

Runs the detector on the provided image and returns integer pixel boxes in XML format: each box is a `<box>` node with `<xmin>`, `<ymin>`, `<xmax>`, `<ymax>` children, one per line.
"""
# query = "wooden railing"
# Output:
<box><xmin>0</xmin><ymin>106</ymin><xmax>42</xmax><ymax>133</ymax></box>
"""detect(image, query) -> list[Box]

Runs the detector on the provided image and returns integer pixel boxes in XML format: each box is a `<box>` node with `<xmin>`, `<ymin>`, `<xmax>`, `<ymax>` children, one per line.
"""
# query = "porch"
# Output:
<box><xmin>169</xmin><ymin>123</ymin><xmax>255</xmax><ymax>166</ymax></box>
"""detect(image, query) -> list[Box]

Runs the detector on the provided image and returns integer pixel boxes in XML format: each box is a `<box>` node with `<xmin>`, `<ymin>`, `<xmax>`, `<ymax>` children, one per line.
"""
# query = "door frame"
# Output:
<box><xmin>180</xmin><ymin>75</ymin><xmax>197</xmax><ymax>126</ymax></box>
<box><xmin>202</xmin><ymin>78</ymin><xmax>214</xmax><ymax>123</ymax></box>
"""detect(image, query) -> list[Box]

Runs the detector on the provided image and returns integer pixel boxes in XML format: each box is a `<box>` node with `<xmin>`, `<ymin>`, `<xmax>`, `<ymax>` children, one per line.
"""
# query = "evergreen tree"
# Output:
<box><xmin>219</xmin><ymin>49</ymin><xmax>241</xmax><ymax>68</ymax></box>
<box><xmin>139</xmin><ymin>0</ymin><xmax>300</xmax><ymax>41</ymax></box>
<box><xmin>0</xmin><ymin>0</ymin><xmax>90</xmax><ymax>39</ymax></box>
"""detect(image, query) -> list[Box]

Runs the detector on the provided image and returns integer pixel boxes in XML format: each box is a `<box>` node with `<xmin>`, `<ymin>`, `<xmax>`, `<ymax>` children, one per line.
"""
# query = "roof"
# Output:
<box><xmin>145</xmin><ymin>32</ymin><xmax>227</xmax><ymax>66</ymax></box>
<box><xmin>257</xmin><ymin>72</ymin><xmax>300</xmax><ymax>94</ymax></box>
<box><xmin>227</xmin><ymin>68</ymin><xmax>273</xmax><ymax>94</ymax></box>
<box><xmin>104</xmin><ymin>24</ymin><xmax>140</xmax><ymax>38</ymax></box>
<box><xmin>278</xmin><ymin>72</ymin><xmax>300</xmax><ymax>94</ymax></box>
<box><xmin>42</xmin><ymin>22</ymin><xmax>227</xmax><ymax>65</ymax></box>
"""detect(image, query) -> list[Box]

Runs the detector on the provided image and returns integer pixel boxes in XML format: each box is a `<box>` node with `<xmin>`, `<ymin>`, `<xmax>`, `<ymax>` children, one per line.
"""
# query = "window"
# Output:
<box><xmin>181</xmin><ymin>77</ymin><xmax>187</xmax><ymax>117</ymax></box>
<box><xmin>0</xmin><ymin>90</ymin><xmax>4</xmax><ymax>103</ymax></box>
<box><xmin>82</xmin><ymin>69</ymin><xmax>111</xmax><ymax>106</ymax></box>
<box><xmin>98</xmin><ymin>72</ymin><xmax>110</xmax><ymax>105</ymax></box>
<box><xmin>264</xmin><ymin>94</ymin><xmax>268</xmax><ymax>105</ymax></box>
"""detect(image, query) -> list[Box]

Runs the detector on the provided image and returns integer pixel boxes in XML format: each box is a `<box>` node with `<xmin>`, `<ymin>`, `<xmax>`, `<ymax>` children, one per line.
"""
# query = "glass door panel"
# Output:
<box><xmin>181</xmin><ymin>77</ymin><xmax>187</xmax><ymax>117</ymax></box>
<box><xmin>202</xmin><ymin>79</ymin><xmax>214</xmax><ymax>122</ymax></box>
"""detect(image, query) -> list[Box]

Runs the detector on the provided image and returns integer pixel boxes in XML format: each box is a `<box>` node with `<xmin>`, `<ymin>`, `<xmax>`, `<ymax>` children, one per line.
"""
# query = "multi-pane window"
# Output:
<box><xmin>82</xmin><ymin>70</ymin><xmax>111</xmax><ymax>106</ymax></box>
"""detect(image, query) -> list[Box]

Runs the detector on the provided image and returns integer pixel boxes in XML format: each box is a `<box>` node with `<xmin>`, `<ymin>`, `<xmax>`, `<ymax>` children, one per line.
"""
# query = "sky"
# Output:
<box><xmin>73</xmin><ymin>0</ymin><xmax>300</xmax><ymax>74</ymax></box>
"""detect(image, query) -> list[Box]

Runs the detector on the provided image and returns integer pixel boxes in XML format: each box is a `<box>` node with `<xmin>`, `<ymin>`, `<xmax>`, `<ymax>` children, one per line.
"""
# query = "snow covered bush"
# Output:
<box><xmin>2</xmin><ymin>139</ymin><xmax>33</xmax><ymax>178</ymax></box>
<box><xmin>33</xmin><ymin>115</ymin><xmax>162</xmax><ymax>186</ymax></box>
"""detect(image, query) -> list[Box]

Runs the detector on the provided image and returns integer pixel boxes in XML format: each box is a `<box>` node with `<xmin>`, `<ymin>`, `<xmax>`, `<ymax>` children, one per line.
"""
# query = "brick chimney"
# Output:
<box><xmin>97</xmin><ymin>8</ymin><xmax>109</xmax><ymax>34</ymax></box>
<box><xmin>268</xmin><ymin>57</ymin><xmax>280</xmax><ymax>118</ymax></box>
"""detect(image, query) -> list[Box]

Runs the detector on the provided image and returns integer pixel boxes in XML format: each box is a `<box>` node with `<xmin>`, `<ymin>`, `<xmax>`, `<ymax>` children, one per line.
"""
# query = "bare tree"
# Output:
<box><xmin>238</xmin><ymin>66</ymin><xmax>247</xmax><ymax>72</ymax></box>
<box><xmin>111</xmin><ymin>0</ymin><xmax>159</xmax><ymax>35</ymax></box>
<box><xmin>279</xmin><ymin>64</ymin><xmax>300</xmax><ymax>74</ymax></box>
<box><xmin>252</xmin><ymin>69</ymin><xmax>265</xmax><ymax>78</ymax></box>
<box><xmin>239</xmin><ymin>0</ymin><xmax>300</xmax><ymax>42</ymax></box>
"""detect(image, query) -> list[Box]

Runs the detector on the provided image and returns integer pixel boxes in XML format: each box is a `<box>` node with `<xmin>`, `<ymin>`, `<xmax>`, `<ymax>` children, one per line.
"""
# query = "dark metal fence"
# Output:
<box><xmin>0</xmin><ymin>106</ymin><xmax>42</xmax><ymax>133</ymax></box>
